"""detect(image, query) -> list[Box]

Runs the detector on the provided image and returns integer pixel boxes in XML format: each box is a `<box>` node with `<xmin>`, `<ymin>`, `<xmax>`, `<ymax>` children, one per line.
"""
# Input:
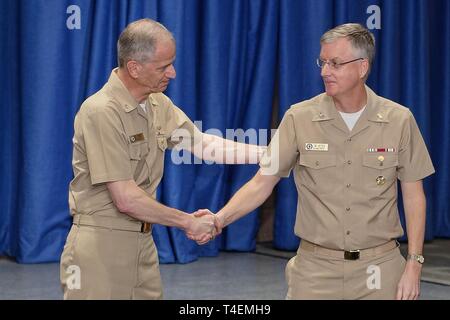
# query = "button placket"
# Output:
<box><xmin>343</xmin><ymin>135</ymin><xmax>353</xmax><ymax>246</ymax></box>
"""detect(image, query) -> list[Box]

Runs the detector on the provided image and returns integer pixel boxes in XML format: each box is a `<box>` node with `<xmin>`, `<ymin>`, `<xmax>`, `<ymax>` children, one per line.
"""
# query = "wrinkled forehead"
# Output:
<box><xmin>151</xmin><ymin>38</ymin><xmax>176</xmax><ymax>62</ymax></box>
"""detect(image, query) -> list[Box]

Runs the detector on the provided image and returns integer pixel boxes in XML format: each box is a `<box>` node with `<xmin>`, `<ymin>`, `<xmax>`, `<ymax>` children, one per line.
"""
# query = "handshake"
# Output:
<box><xmin>185</xmin><ymin>209</ymin><xmax>223</xmax><ymax>245</ymax></box>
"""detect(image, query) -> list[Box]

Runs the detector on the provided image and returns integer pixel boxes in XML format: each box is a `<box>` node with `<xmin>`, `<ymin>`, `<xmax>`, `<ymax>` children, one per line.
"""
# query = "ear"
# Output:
<box><xmin>126</xmin><ymin>60</ymin><xmax>140</xmax><ymax>79</ymax></box>
<box><xmin>360</xmin><ymin>59</ymin><xmax>369</xmax><ymax>79</ymax></box>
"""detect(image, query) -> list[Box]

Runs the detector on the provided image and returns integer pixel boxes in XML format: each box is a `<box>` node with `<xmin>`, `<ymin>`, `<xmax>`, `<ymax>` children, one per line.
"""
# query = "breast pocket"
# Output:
<box><xmin>129</xmin><ymin>141</ymin><xmax>148</xmax><ymax>160</ymax></box>
<box><xmin>128</xmin><ymin>141</ymin><xmax>148</xmax><ymax>175</ymax></box>
<box><xmin>362</xmin><ymin>154</ymin><xmax>398</xmax><ymax>190</ymax></box>
<box><xmin>298</xmin><ymin>153</ymin><xmax>337</xmax><ymax>194</ymax></box>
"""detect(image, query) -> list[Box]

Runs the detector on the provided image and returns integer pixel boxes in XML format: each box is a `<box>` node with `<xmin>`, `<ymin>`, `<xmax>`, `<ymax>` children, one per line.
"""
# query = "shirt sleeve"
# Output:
<box><xmin>260</xmin><ymin>109</ymin><xmax>299</xmax><ymax>177</ymax></box>
<box><xmin>162</xmin><ymin>96</ymin><xmax>202</xmax><ymax>150</ymax></box>
<box><xmin>81</xmin><ymin>107</ymin><xmax>133</xmax><ymax>185</ymax></box>
<box><xmin>397</xmin><ymin>111</ymin><xmax>435</xmax><ymax>182</ymax></box>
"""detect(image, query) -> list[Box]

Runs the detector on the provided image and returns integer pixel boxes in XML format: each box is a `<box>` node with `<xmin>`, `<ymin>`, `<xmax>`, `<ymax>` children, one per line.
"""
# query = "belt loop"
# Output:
<box><xmin>75</xmin><ymin>215</ymin><xmax>80</xmax><ymax>227</ymax></box>
<box><xmin>141</xmin><ymin>222</ymin><xmax>151</xmax><ymax>233</ymax></box>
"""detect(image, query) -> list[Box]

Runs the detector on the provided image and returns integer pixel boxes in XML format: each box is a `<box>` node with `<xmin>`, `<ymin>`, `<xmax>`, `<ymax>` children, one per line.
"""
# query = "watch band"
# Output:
<box><xmin>407</xmin><ymin>253</ymin><xmax>425</xmax><ymax>264</ymax></box>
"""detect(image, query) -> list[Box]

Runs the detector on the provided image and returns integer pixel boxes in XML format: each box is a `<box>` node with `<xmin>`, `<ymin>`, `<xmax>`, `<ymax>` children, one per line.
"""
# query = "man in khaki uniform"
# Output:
<box><xmin>199</xmin><ymin>24</ymin><xmax>434</xmax><ymax>299</ymax></box>
<box><xmin>60</xmin><ymin>19</ymin><xmax>264</xmax><ymax>299</ymax></box>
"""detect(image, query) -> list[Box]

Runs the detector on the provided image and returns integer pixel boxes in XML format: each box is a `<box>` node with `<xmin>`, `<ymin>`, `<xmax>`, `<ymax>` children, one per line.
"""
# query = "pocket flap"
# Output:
<box><xmin>129</xmin><ymin>141</ymin><xmax>146</xmax><ymax>160</ymax></box>
<box><xmin>363</xmin><ymin>154</ymin><xmax>398</xmax><ymax>169</ymax></box>
<box><xmin>299</xmin><ymin>153</ymin><xmax>336</xmax><ymax>169</ymax></box>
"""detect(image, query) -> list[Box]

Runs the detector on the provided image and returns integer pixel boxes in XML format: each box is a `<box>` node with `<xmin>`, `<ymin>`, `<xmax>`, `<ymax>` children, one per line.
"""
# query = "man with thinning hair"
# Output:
<box><xmin>60</xmin><ymin>18</ymin><xmax>265</xmax><ymax>299</ymax></box>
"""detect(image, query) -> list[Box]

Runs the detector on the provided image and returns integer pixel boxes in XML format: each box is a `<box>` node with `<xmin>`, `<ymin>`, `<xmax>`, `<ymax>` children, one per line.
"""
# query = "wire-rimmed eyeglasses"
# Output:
<box><xmin>316</xmin><ymin>57</ymin><xmax>365</xmax><ymax>70</ymax></box>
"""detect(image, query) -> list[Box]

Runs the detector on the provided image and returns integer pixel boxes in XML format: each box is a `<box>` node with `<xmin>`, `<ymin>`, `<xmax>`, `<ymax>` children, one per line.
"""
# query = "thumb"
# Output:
<box><xmin>193</xmin><ymin>209</ymin><xmax>211</xmax><ymax>217</ymax></box>
<box><xmin>396</xmin><ymin>285</ymin><xmax>403</xmax><ymax>300</ymax></box>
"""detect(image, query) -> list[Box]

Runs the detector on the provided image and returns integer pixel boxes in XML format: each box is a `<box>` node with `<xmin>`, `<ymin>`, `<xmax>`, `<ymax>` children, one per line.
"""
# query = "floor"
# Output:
<box><xmin>0</xmin><ymin>240</ymin><xmax>449</xmax><ymax>300</ymax></box>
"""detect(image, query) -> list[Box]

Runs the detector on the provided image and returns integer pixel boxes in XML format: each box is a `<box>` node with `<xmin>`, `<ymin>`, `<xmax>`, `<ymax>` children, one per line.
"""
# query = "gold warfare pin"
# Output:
<box><xmin>376</xmin><ymin>175</ymin><xmax>386</xmax><ymax>186</ymax></box>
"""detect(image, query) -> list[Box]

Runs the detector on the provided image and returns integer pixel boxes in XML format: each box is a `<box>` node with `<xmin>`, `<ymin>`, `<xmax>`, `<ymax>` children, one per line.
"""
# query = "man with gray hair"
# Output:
<box><xmin>198</xmin><ymin>23</ymin><xmax>434</xmax><ymax>299</ymax></box>
<box><xmin>60</xmin><ymin>18</ymin><xmax>265</xmax><ymax>299</ymax></box>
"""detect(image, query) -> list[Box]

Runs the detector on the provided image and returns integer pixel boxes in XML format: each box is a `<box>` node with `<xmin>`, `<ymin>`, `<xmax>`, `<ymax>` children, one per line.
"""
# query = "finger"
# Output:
<box><xmin>186</xmin><ymin>232</ymin><xmax>197</xmax><ymax>240</ymax></box>
<box><xmin>193</xmin><ymin>209</ymin><xmax>211</xmax><ymax>217</ymax></box>
<box><xmin>402</xmin><ymin>291</ymin><xmax>411</xmax><ymax>300</ymax></box>
<box><xmin>396</xmin><ymin>286</ymin><xmax>403</xmax><ymax>300</ymax></box>
<box><xmin>196</xmin><ymin>236</ymin><xmax>211</xmax><ymax>245</ymax></box>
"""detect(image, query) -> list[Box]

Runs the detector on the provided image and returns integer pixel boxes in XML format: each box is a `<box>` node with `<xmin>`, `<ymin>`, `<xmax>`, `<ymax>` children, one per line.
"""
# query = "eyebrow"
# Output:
<box><xmin>319</xmin><ymin>56</ymin><xmax>340</xmax><ymax>61</ymax></box>
<box><xmin>159</xmin><ymin>57</ymin><xmax>176</xmax><ymax>69</ymax></box>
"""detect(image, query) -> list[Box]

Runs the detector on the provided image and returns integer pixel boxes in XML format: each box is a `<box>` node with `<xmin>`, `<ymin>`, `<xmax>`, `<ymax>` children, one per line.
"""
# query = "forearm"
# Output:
<box><xmin>402</xmin><ymin>181</ymin><xmax>426</xmax><ymax>255</ymax></box>
<box><xmin>128</xmin><ymin>188</ymin><xmax>191</xmax><ymax>229</ymax></box>
<box><xmin>403</xmin><ymin>195</ymin><xmax>426</xmax><ymax>255</ymax></box>
<box><xmin>109</xmin><ymin>181</ymin><xmax>191</xmax><ymax>230</ymax></box>
<box><xmin>217</xmin><ymin>172</ymin><xmax>278</xmax><ymax>227</ymax></box>
<box><xmin>201</xmin><ymin>133</ymin><xmax>266</xmax><ymax>164</ymax></box>
<box><xmin>397</xmin><ymin>181</ymin><xmax>426</xmax><ymax>300</ymax></box>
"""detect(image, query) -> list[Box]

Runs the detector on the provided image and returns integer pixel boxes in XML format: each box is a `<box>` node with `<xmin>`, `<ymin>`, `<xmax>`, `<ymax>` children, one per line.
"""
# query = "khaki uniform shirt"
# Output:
<box><xmin>261</xmin><ymin>86</ymin><xmax>435</xmax><ymax>250</ymax></box>
<box><xmin>69</xmin><ymin>69</ymin><xmax>199</xmax><ymax>220</ymax></box>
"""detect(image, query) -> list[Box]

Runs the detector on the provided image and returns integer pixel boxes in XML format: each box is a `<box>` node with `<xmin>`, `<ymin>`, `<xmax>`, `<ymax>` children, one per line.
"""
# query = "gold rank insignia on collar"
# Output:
<box><xmin>129</xmin><ymin>133</ymin><xmax>145</xmax><ymax>143</ymax></box>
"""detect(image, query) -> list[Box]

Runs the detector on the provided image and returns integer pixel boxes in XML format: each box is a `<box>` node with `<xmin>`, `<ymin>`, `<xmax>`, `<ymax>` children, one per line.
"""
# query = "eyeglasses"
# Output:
<box><xmin>316</xmin><ymin>57</ymin><xmax>364</xmax><ymax>70</ymax></box>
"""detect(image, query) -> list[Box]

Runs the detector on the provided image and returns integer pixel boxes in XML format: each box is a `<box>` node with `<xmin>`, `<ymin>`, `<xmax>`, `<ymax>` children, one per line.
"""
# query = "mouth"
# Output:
<box><xmin>324</xmin><ymin>80</ymin><xmax>336</xmax><ymax>86</ymax></box>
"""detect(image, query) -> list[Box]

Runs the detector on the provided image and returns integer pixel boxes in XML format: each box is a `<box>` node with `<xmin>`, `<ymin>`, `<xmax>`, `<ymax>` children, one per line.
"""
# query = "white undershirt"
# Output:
<box><xmin>139</xmin><ymin>102</ymin><xmax>147</xmax><ymax>113</ymax></box>
<box><xmin>339</xmin><ymin>106</ymin><xmax>366</xmax><ymax>131</ymax></box>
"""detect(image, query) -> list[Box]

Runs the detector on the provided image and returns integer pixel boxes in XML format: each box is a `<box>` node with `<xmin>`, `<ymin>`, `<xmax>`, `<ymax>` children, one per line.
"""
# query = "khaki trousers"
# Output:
<box><xmin>285</xmin><ymin>240</ymin><xmax>406</xmax><ymax>300</ymax></box>
<box><xmin>60</xmin><ymin>221</ymin><xmax>163</xmax><ymax>299</ymax></box>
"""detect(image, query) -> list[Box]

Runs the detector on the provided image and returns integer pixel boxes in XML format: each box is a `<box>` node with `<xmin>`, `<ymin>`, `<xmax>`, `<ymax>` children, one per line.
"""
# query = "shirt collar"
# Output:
<box><xmin>105</xmin><ymin>68</ymin><xmax>140</xmax><ymax>113</ymax></box>
<box><xmin>312</xmin><ymin>85</ymin><xmax>389</xmax><ymax>124</ymax></box>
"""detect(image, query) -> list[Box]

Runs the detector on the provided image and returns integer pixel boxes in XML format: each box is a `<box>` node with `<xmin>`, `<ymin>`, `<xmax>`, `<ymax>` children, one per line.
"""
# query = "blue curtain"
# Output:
<box><xmin>1</xmin><ymin>0</ymin><xmax>449</xmax><ymax>263</ymax></box>
<box><xmin>0</xmin><ymin>0</ymin><xmax>277</xmax><ymax>263</ymax></box>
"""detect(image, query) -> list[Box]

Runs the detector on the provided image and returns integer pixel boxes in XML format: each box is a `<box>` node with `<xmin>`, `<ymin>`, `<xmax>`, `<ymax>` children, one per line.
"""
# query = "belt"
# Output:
<box><xmin>73</xmin><ymin>215</ymin><xmax>152</xmax><ymax>234</ymax></box>
<box><xmin>299</xmin><ymin>239</ymin><xmax>399</xmax><ymax>260</ymax></box>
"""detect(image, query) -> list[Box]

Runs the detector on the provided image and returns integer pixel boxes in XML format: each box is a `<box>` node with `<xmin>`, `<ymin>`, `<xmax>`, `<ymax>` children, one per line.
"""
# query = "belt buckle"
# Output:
<box><xmin>141</xmin><ymin>222</ymin><xmax>151</xmax><ymax>233</ymax></box>
<box><xmin>344</xmin><ymin>250</ymin><xmax>360</xmax><ymax>260</ymax></box>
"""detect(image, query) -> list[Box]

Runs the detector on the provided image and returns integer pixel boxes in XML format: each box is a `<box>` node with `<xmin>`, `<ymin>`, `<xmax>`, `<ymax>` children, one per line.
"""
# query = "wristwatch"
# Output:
<box><xmin>407</xmin><ymin>253</ymin><xmax>425</xmax><ymax>264</ymax></box>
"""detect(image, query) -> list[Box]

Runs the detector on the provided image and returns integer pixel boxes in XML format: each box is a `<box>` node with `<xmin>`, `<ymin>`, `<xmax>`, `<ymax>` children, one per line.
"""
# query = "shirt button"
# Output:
<box><xmin>315</xmin><ymin>161</ymin><xmax>320</xmax><ymax>166</ymax></box>
<box><xmin>347</xmin><ymin>160</ymin><xmax>352</xmax><ymax>165</ymax></box>
<box><xmin>346</xmin><ymin>207</ymin><xmax>351</xmax><ymax>211</ymax></box>
<box><xmin>157</xmin><ymin>126</ymin><xmax>162</xmax><ymax>130</ymax></box>
<box><xmin>347</xmin><ymin>138</ymin><xmax>352</xmax><ymax>142</ymax></box>
<box><xmin>346</xmin><ymin>231</ymin><xmax>351</xmax><ymax>235</ymax></box>
<box><xmin>346</xmin><ymin>183</ymin><xmax>351</xmax><ymax>188</ymax></box>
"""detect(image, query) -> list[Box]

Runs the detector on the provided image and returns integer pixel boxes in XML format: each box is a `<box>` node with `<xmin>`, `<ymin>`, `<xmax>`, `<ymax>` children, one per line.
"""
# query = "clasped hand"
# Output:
<box><xmin>185</xmin><ymin>209</ymin><xmax>222</xmax><ymax>245</ymax></box>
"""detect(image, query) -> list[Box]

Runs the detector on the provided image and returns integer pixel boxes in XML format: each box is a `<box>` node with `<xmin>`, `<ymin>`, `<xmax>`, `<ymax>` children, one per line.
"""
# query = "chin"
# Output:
<box><xmin>325</xmin><ymin>88</ymin><xmax>337</xmax><ymax>97</ymax></box>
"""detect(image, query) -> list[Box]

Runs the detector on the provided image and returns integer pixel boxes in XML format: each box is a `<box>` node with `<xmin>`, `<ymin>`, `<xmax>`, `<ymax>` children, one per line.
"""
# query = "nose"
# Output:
<box><xmin>321</xmin><ymin>62</ymin><xmax>331</xmax><ymax>78</ymax></box>
<box><xmin>166</xmin><ymin>64</ymin><xmax>176</xmax><ymax>79</ymax></box>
